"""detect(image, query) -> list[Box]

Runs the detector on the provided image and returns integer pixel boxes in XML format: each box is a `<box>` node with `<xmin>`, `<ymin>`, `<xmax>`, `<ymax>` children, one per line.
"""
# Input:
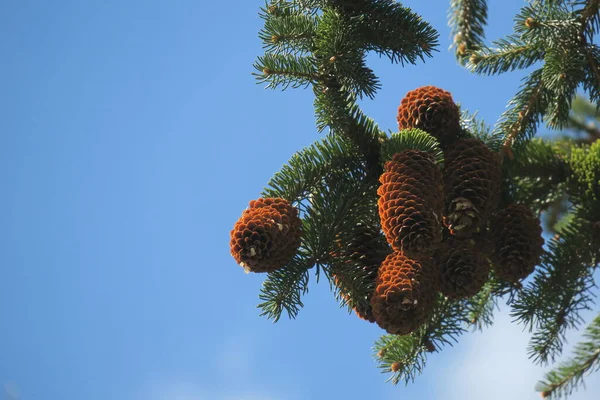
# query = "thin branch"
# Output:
<box><xmin>540</xmin><ymin>349</ymin><xmax>600</xmax><ymax>398</ymax></box>
<box><xmin>263</xmin><ymin>67</ymin><xmax>321</xmax><ymax>82</ymax></box>
<box><xmin>502</xmin><ymin>81</ymin><xmax>544</xmax><ymax>159</ymax></box>
<box><xmin>578</xmin><ymin>0</ymin><xmax>600</xmax><ymax>39</ymax></box>
<box><xmin>584</xmin><ymin>46</ymin><xmax>600</xmax><ymax>90</ymax></box>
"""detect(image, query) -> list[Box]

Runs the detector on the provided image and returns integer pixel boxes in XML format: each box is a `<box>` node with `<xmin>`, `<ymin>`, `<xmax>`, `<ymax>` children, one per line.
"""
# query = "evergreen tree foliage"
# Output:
<box><xmin>536</xmin><ymin>312</ymin><xmax>600</xmax><ymax>399</ymax></box>
<box><xmin>231</xmin><ymin>0</ymin><xmax>600</xmax><ymax>397</ymax></box>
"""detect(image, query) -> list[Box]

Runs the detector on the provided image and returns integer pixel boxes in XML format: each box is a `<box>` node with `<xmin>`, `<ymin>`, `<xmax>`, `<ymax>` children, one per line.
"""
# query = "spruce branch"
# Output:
<box><xmin>380</xmin><ymin>129</ymin><xmax>444</xmax><ymax>164</ymax></box>
<box><xmin>449</xmin><ymin>0</ymin><xmax>489</xmax><ymax>62</ymax></box>
<box><xmin>374</xmin><ymin>296</ymin><xmax>487</xmax><ymax>385</ymax></box>
<box><xmin>354</xmin><ymin>1</ymin><xmax>439</xmax><ymax>65</ymax></box>
<box><xmin>577</xmin><ymin>0</ymin><xmax>600</xmax><ymax>40</ymax></box>
<box><xmin>258</xmin><ymin>255</ymin><xmax>312</xmax><ymax>322</ymax></box>
<box><xmin>542</xmin><ymin>47</ymin><xmax>586</xmax><ymax>129</ymax></box>
<box><xmin>254</xmin><ymin>53</ymin><xmax>320</xmax><ymax>89</ymax></box>
<box><xmin>512</xmin><ymin>213</ymin><xmax>599</xmax><ymax>365</ymax></box>
<box><xmin>259</xmin><ymin>167</ymin><xmax>377</xmax><ymax>322</ymax></box>
<box><xmin>324</xmin><ymin>207</ymin><xmax>387</xmax><ymax>313</ymax></box>
<box><xmin>314</xmin><ymin>9</ymin><xmax>382</xmax><ymax>99</ymax></box>
<box><xmin>503</xmin><ymin>138</ymin><xmax>570</xmax><ymax>212</ymax></box>
<box><xmin>569</xmin><ymin>140</ymin><xmax>600</xmax><ymax>220</ymax></box>
<box><xmin>583</xmin><ymin>45</ymin><xmax>600</xmax><ymax>103</ymax></box>
<box><xmin>467</xmin><ymin>37</ymin><xmax>544</xmax><ymax>75</ymax></box>
<box><xmin>516</xmin><ymin>4</ymin><xmax>579</xmax><ymax>46</ymax></box>
<box><xmin>328</xmin><ymin>0</ymin><xmax>439</xmax><ymax>65</ymax></box>
<box><xmin>314</xmin><ymin>83</ymin><xmax>383</xmax><ymax>179</ymax></box>
<box><xmin>459</xmin><ymin>108</ymin><xmax>504</xmax><ymax>150</ymax></box>
<box><xmin>258</xmin><ymin>9</ymin><xmax>317</xmax><ymax>55</ymax></box>
<box><xmin>465</xmin><ymin>280</ymin><xmax>497</xmax><ymax>331</ymax></box>
<box><xmin>495</xmin><ymin>69</ymin><xmax>547</xmax><ymax>158</ymax></box>
<box><xmin>301</xmin><ymin>172</ymin><xmax>376</xmax><ymax>267</ymax></box>
<box><xmin>261</xmin><ymin>134</ymin><xmax>364</xmax><ymax>202</ymax></box>
<box><xmin>536</xmin><ymin>313</ymin><xmax>600</xmax><ymax>399</ymax></box>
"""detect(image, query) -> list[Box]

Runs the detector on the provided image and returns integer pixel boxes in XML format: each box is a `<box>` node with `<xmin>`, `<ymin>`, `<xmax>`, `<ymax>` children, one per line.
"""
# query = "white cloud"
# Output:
<box><xmin>438</xmin><ymin>306</ymin><xmax>600</xmax><ymax>400</ymax></box>
<box><xmin>3</xmin><ymin>382</ymin><xmax>20</xmax><ymax>400</ymax></box>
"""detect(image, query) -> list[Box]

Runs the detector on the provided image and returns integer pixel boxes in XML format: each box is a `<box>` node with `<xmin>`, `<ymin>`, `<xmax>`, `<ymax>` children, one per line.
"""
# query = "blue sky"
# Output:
<box><xmin>0</xmin><ymin>1</ymin><xmax>598</xmax><ymax>399</ymax></box>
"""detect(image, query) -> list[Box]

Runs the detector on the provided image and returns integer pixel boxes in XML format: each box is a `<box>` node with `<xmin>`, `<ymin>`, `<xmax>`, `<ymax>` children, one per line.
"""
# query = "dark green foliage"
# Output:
<box><xmin>261</xmin><ymin>134</ymin><xmax>364</xmax><ymax>201</ymax></box>
<box><xmin>569</xmin><ymin>140</ymin><xmax>600</xmax><ymax>220</ymax></box>
<box><xmin>373</xmin><ymin>293</ymin><xmax>498</xmax><ymax>384</ymax></box>
<box><xmin>380</xmin><ymin>129</ymin><xmax>444</xmax><ymax>164</ymax></box>
<box><xmin>512</xmin><ymin>213</ymin><xmax>599</xmax><ymax>365</ymax></box>
<box><xmin>373</xmin><ymin>296</ymin><xmax>465</xmax><ymax>385</ymax></box>
<box><xmin>449</xmin><ymin>0</ymin><xmax>488</xmax><ymax>62</ymax></box>
<box><xmin>243</xmin><ymin>0</ymin><xmax>600</xmax><ymax>397</ymax></box>
<box><xmin>467</xmin><ymin>35</ymin><xmax>544</xmax><ymax>75</ymax></box>
<box><xmin>536</xmin><ymin>313</ymin><xmax>600</xmax><ymax>399</ymax></box>
<box><xmin>258</xmin><ymin>255</ymin><xmax>311</xmax><ymax>321</ymax></box>
<box><xmin>502</xmin><ymin>138</ymin><xmax>570</xmax><ymax>212</ymax></box>
<box><xmin>327</xmin><ymin>0</ymin><xmax>439</xmax><ymax>64</ymax></box>
<box><xmin>465</xmin><ymin>0</ymin><xmax>600</xmax><ymax>152</ymax></box>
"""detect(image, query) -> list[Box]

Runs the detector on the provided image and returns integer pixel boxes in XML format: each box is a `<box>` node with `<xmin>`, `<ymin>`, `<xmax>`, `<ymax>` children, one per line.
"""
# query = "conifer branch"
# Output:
<box><xmin>467</xmin><ymin>38</ymin><xmax>544</xmax><ymax>75</ymax></box>
<box><xmin>254</xmin><ymin>53</ymin><xmax>320</xmax><ymax>89</ymax></box>
<box><xmin>512</xmin><ymin>213</ymin><xmax>599</xmax><ymax>365</ymax></box>
<box><xmin>259</xmin><ymin>8</ymin><xmax>317</xmax><ymax>54</ymax></box>
<box><xmin>259</xmin><ymin>166</ymin><xmax>377</xmax><ymax>322</ymax></box>
<box><xmin>569</xmin><ymin>140</ymin><xmax>600</xmax><ymax>219</ymax></box>
<box><xmin>584</xmin><ymin>45</ymin><xmax>600</xmax><ymax>94</ymax></box>
<box><xmin>258</xmin><ymin>255</ymin><xmax>312</xmax><ymax>322</ymax></box>
<box><xmin>328</xmin><ymin>0</ymin><xmax>439</xmax><ymax>65</ymax></box>
<box><xmin>374</xmin><ymin>296</ymin><xmax>491</xmax><ymax>384</ymax></box>
<box><xmin>314</xmin><ymin>82</ymin><xmax>383</xmax><ymax>179</ymax></box>
<box><xmin>541</xmin><ymin>47</ymin><xmax>586</xmax><ymax>129</ymax></box>
<box><xmin>497</xmin><ymin>71</ymin><xmax>546</xmax><ymax>158</ymax></box>
<box><xmin>577</xmin><ymin>0</ymin><xmax>600</xmax><ymax>40</ymax></box>
<box><xmin>248</xmin><ymin>0</ymin><xmax>600</xmax><ymax>392</ymax></box>
<box><xmin>381</xmin><ymin>129</ymin><xmax>444</xmax><ymax>164</ymax></box>
<box><xmin>449</xmin><ymin>0</ymin><xmax>488</xmax><ymax>62</ymax></box>
<box><xmin>261</xmin><ymin>135</ymin><xmax>364</xmax><ymax>202</ymax></box>
<box><xmin>465</xmin><ymin>280</ymin><xmax>497</xmax><ymax>331</ymax></box>
<box><xmin>536</xmin><ymin>313</ymin><xmax>600</xmax><ymax>399</ymax></box>
<box><xmin>503</xmin><ymin>138</ymin><xmax>570</xmax><ymax>212</ymax></box>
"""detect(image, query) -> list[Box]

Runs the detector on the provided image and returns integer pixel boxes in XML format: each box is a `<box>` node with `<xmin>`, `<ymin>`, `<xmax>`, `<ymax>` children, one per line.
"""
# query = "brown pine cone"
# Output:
<box><xmin>437</xmin><ymin>239</ymin><xmax>491</xmax><ymax>299</ymax></box>
<box><xmin>397</xmin><ymin>86</ymin><xmax>461</xmax><ymax>146</ymax></box>
<box><xmin>332</xmin><ymin>222</ymin><xmax>392</xmax><ymax>323</ymax></box>
<box><xmin>490</xmin><ymin>204</ymin><xmax>544</xmax><ymax>283</ymax></box>
<box><xmin>443</xmin><ymin>138</ymin><xmax>501</xmax><ymax>238</ymax></box>
<box><xmin>370</xmin><ymin>252</ymin><xmax>439</xmax><ymax>335</ymax></box>
<box><xmin>378</xmin><ymin>150</ymin><xmax>443</xmax><ymax>255</ymax></box>
<box><xmin>230</xmin><ymin>198</ymin><xmax>302</xmax><ymax>273</ymax></box>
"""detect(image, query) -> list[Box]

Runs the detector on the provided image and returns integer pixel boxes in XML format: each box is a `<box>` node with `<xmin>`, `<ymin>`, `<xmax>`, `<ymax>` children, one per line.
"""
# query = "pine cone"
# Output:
<box><xmin>397</xmin><ymin>86</ymin><xmax>461</xmax><ymax>146</ymax></box>
<box><xmin>490</xmin><ymin>204</ymin><xmax>544</xmax><ymax>282</ymax></box>
<box><xmin>332</xmin><ymin>222</ymin><xmax>392</xmax><ymax>323</ymax></box>
<box><xmin>370</xmin><ymin>252</ymin><xmax>439</xmax><ymax>335</ymax></box>
<box><xmin>443</xmin><ymin>138</ymin><xmax>501</xmax><ymax>238</ymax></box>
<box><xmin>437</xmin><ymin>239</ymin><xmax>491</xmax><ymax>299</ymax></box>
<box><xmin>230</xmin><ymin>198</ymin><xmax>302</xmax><ymax>273</ymax></box>
<box><xmin>378</xmin><ymin>150</ymin><xmax>443</xmax><ymax>255</ymax></box>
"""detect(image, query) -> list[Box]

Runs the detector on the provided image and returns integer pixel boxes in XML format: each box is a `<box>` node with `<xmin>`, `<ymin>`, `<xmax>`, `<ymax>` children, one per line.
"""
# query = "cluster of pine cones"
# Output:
<box><xmin>230</xmin><ymin>85</ymin><xmax>544</xmax><ymax>336</ymax></box>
